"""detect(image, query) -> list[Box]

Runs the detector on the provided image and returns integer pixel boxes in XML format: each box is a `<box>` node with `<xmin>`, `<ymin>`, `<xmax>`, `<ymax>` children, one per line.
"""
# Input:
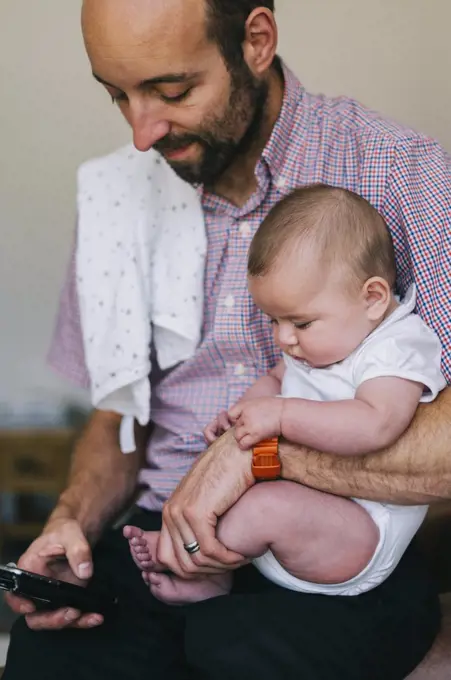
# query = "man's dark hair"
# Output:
<box><xmin>205</xmin><ymin>1</ymin><xmax>276</xmax><ymax>69</ymax></box>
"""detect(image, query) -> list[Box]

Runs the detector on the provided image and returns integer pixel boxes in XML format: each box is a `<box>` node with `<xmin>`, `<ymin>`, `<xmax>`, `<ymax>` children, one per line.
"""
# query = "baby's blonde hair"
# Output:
<box><xmin>248</xmin><ymin>184</ymin><xmax>397</xmax><ymax>290</ymax></box>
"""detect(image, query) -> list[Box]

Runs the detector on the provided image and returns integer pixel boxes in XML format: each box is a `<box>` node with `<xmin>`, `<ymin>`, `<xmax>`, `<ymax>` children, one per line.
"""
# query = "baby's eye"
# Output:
<box><xmin>269</xmin><ymin>318</ymin><xmax>279</xmax><ymax>325</ymax></box>
<box><xmin>294</xmin><ymin>321</ymin><xmax>312</xmax><ymax>330</ymax></box>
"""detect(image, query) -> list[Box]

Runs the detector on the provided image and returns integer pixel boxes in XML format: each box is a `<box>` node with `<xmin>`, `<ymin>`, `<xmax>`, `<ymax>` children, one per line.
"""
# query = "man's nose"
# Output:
<box><xmin>130</xmin><ymin>106</ymin><xmax>171</xmax><ymax>152</ymax></box>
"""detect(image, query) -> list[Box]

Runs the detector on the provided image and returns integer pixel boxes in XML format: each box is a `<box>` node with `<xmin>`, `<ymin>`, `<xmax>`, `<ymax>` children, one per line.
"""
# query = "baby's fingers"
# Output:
<box><xmin>217</xmin><ymin>411</ymin><xmax>232</xmax><ymax>432</ymax></box>
<box><xmin>204</xmin><ymin>423</ymin><xmax>218</xmax><ymax>444</ymax></box>
<box><xmin>238</xmin><ymin>433</ymin><xmax>259</xmax><ymax>451</ymax></box>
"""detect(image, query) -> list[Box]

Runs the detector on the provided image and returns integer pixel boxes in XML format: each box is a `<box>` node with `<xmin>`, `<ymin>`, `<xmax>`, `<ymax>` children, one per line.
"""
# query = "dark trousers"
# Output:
<box><xmin>4</xmin><ymin>510</ymin><xmax>440</xmax><ymax>680</ymax></box>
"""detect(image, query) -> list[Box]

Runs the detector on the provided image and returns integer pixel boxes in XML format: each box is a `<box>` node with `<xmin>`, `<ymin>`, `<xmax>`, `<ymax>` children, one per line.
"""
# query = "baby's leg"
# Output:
<box><xmin>124</xmin><ymin>481</ymin><xmax>378</xmax><ymax>603</ymax></box>
<box><xmin>217</xmin><ymin>481</ymin><xmax>379</xmax><ymax>585</ymax></box>
<box><xmin>123</xmin><ymin>525</ymin><xmax>232</xmax><ymax>605</ymax></box>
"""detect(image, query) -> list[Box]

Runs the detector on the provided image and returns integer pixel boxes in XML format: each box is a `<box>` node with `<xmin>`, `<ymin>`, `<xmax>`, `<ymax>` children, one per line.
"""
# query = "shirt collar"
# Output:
<box><xmin>259</xmin><ymin>62</ymin><xmax>305</xmax><ymax>186</ymax></box>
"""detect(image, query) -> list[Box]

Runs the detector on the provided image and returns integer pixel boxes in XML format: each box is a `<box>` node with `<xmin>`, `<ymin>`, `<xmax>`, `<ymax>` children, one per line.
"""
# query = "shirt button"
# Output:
<box><xmin>224</xmin><ymin>294</ymin><xmax>235</xmax><ymax>310</ymax></box>
<box><xmin>239</xmin><ymin>221</ymin><xmax>252</xmax><ymax>237</ymax></box>
<box><xmin>275</xmin><ymin>176</ymin><xmax>288</xmax><ymax>190</ymax></box>
<box><xmin>234</xmin><ymin>364</ymin><xmax>246</xmax><ymax>377</ymax></box>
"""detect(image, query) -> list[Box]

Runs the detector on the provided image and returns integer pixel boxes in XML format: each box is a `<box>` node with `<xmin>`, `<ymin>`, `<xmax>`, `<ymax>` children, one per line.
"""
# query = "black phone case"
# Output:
<box><xmin>0</xmin><ymin>564</ymin><xmax>118</xmax><ymax>614</ymax></box>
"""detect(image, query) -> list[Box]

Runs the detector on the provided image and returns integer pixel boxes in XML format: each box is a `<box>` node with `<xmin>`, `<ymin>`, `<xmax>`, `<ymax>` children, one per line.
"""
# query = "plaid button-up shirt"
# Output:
<box><xmin>49</xmin><ymin>65</ymin><xmax>451</xmax><ymax>510</ymax></box>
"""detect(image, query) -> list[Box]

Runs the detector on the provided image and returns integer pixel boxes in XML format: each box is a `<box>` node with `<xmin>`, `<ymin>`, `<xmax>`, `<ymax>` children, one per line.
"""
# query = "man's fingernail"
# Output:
<box><xmin>65</xmin><ymin>609</ymin><xmax>79</xmax><ymax>622</ymax></box>
<box><xmin>87</xmin><ymin>615</ymin><xmax>102</xmax><ymax>627</ymax></box>
<box><xmin>20</xmin><ymin>604</ymin><xmax>34</xmax><ymax>614</ymax></box>
<box><xmin>77</xmin><ymin>562</ymin><xmax>91</xmax><ymax>578</ymax></box>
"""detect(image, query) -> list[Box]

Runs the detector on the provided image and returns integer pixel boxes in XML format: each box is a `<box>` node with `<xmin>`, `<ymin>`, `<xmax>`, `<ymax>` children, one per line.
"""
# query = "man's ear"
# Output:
<box><xmin>362</xmin><ymin>277</ymin><xmax>392</xmax><ymax>321</ymax></box>
<box><xmin>242</xmin><ymin>8</ymin><xmax>278</xmax><ymax>76</ymax></box>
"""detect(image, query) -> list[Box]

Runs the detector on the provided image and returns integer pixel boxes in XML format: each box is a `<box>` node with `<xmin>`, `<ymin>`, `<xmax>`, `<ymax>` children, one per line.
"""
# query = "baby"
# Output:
<box><xmin>126</xmin><ymin>184</ymin><xmax>445</xmax><ymax>604</ymax></box>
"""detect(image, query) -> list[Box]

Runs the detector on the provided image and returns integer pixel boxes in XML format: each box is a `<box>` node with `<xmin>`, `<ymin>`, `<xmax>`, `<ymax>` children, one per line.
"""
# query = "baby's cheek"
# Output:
<box><xmin>321</xmin><ymin>336</ymin><xmax>349</xmax><ymax>365</ymax></box>
<box><xmin>301</xmin><ymin>333</ymin><xmax>319</xmax><ymax>354</ymax></box>
<box><xmin>306</xmin><ymin>334</ymin><xmax>335</xmax><ymax>364</ymax></box>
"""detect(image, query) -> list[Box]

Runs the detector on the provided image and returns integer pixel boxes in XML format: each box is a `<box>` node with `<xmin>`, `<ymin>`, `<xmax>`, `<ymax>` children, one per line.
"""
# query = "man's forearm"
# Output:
<box><xmin>280</xmin><ymin>388</ymin><xmax>451</xmax><ymax>505</ymax></box>
<box><xmin>48</xmin><ymin>410</ymin><xmax>144</xmax><ymax>543</ymax></box>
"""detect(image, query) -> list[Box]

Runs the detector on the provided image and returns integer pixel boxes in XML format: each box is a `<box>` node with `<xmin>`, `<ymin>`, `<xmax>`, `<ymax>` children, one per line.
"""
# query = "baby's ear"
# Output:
<box><xmin>363</xmin><ymin>277</ymin><xmax>391</xmax><ymax>321</ymax></box>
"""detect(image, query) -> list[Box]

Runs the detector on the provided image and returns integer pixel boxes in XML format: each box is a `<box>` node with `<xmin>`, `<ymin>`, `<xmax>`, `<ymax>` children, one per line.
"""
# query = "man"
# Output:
<box><xmin>4</xmin><ymin>1</ymin><xmax>451</xmax><ymax>678</ymax></box>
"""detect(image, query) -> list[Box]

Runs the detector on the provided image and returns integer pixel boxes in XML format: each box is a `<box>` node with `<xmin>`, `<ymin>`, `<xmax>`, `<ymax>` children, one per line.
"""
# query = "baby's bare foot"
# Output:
<box><xmin>124</xmin><ymin>526</ymin><xmax>232</xmax><ymax>605</ymax></box>
<box><xmin>146</xmin><ymin>571</ymin><xmax>232</xmax><ymax>606</ymax></box>
<box><xmin>123</xmin><ymin>526</ymin><xmax>165</xmax><ymax>572</ymax></box>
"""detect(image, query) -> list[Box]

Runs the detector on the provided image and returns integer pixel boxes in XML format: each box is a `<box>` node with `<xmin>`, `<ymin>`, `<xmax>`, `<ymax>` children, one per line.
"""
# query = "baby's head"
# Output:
<box><xmin>248</xmin><ymin>184</ymin><xmax>397</xmax><ymax>367</ymax></box>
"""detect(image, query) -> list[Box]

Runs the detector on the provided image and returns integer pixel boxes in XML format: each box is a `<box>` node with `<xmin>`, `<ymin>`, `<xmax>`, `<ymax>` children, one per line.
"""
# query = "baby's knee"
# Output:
<box><xmin>229</xmin><ymin>481</ymin><xmax>310</xmax><ymax>538</ymax></box>
<box><xmin>240</xmin><ymin>480</ymin><xmax>310</xmax><ymax>514</ymax></box>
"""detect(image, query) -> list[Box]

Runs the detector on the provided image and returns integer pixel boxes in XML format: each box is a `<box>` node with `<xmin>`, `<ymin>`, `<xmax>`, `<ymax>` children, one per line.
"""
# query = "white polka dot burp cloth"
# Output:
<box><xmin>75</xmin><ymin>144</ymin><xmax>206</xmax><ymax>450</ymax></box>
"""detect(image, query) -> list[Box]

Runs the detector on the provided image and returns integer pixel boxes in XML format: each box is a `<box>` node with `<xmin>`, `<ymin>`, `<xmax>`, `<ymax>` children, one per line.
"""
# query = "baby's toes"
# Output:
<box><xmin>134</xmin><ymin>547</ymin><xmax>151</xmax><ymax>563</ymax></box>
<box><xmin>137</xmin><ymin>554</ymin><xmax>154</xmax><ymax>570</ymax></box>
<box><xmin>132</xmin><ymin>541</ymin><xmax>150</xmax><ymax>556</ymax></box>
<box><xmin>129</xmin><ymin>546</ymin><xmax>143</xmax><ymax>569</ymax></box>
<box><xmin>130</xmin><ymin>536</ymin><xmax>147</xmax><ymax>551</ymax></box>
<box><xmin>123</xmin><ymin>525</ymin><xmax>144</xmax><ymax>541</ymax></box>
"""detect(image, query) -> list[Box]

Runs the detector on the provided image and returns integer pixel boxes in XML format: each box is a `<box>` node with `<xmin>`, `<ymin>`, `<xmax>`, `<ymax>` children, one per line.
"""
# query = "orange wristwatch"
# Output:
<box><xmin>252</xmin><ymin>437</ymin><xmax>281</xmax><ymax>481</ymax></box>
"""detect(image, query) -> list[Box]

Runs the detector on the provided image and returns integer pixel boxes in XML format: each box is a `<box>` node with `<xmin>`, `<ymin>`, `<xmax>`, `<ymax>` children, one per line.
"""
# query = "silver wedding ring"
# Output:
<box><xmin>184</xmin><ymin>540</ymin><xmax>200</xmax><ymax>555</ymax></box>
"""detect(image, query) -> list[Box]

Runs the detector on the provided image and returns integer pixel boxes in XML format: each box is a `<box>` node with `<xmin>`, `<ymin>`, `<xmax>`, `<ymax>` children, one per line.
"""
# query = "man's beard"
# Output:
<box><xmin>153</xmin><ymin>63</ymin><xmax>269</xmax><ymax>186</ymax></box>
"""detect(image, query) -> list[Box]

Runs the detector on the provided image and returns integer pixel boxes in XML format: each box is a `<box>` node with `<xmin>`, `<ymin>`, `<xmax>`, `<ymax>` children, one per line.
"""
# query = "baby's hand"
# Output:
<box><xmin>204</xmin><ymin>410</ymin><xmax>234</xmax><ymax>445</ymax></box>
<box><xmin>228</xmin><ymin>397</ymin><xmax>283</xmax><ymax>450</ymax></box>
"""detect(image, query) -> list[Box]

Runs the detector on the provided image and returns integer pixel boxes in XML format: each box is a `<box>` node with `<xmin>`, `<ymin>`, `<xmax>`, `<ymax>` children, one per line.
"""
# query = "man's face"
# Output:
<box><xmin>82</xmin><ymin>0</ymin><xmax>269</xmax><ymax>185</ymax></box>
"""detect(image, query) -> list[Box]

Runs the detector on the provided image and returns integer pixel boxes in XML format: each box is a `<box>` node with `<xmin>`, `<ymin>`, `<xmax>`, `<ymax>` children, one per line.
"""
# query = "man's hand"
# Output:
<box><xmin>203</xmin><ymin>410</ymin><xmax>234</xmax><ymax>444</ymax></box>
<box><xmin>5</xmin><ymin>518</ymin><xmax>103</xmax><ymax>631</ymax></box>
<box><xmin>228</xmin><ymin>397</ymin><xmax>284</xmax><ymax>450</ymax></box>
<box><xmin>157</xmin><ymin>429</ymin><xmax>255</xmax><ymax>578</ymax></box>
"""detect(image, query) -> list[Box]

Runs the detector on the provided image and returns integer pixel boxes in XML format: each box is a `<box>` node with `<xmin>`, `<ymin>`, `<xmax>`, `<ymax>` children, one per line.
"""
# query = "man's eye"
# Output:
<box><xmin>160</xmin><ymin>89</ymin><xmax>192</xmax><ymax>104</ymax></box>
<box><xmin>110</xmin><ymin>92</ymin><xmax>128</xmax><ymax>104</ymax></box>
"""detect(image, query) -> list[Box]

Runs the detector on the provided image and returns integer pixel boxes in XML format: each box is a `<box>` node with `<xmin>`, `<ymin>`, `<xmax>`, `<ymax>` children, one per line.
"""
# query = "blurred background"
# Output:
<box><xmin>1</xmin><ymin>0</ymin><xmax>450</xmax><ymax>659</ymax></box>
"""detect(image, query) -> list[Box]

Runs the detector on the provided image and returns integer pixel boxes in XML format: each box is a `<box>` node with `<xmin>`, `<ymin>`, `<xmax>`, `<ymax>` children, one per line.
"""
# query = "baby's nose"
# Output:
<box><xmin>278</xmin><ymin>323</ymin><xmax>298</xmax><ymax>346</ymax></box>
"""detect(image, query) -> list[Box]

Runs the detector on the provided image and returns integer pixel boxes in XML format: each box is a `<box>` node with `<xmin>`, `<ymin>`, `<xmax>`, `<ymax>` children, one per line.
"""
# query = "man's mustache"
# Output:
<box><xmin>154</xmin><ymin>134</ymin><xmax>207</xmax><ymax>154</ymax></box>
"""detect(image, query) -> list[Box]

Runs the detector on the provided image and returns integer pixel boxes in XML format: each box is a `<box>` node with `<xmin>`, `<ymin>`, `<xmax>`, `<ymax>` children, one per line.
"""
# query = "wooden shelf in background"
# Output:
<box><xmin>0</xmin><ymin>428</ymin><xmax>76</xmax><ymax>550</ymax></box>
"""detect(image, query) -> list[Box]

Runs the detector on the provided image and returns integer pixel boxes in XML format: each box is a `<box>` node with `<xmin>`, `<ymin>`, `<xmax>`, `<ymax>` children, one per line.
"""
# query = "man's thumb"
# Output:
<box><xmin>66</xmin><ymin>530</ymin><xmax>93</xmax><ymax>580</ymax></box>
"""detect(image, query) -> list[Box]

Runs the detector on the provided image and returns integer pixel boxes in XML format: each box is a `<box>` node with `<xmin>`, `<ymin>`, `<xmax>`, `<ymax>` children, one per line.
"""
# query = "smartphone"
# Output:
<box><xmin>0</xmin><ymin>563</ymin><xmax>118</xmax><ymax>615</ymax></box>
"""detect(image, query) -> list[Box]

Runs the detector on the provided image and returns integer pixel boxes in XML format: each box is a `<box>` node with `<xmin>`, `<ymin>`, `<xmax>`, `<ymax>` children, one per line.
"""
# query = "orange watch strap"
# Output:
<box><xmin>252</xmin><ymin>437</ymin><xmax>281</xmax><ymax>481</ymax></box>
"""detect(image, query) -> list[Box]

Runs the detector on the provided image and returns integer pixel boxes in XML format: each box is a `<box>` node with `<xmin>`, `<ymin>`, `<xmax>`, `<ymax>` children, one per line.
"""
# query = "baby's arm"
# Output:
<box><xmin>280</xmin><ymin>377</ymin><xmax>424</xmax><ymax>456</ymax></box>
<box><xmin>204</xmin><ymin>359</ymin><xmax>285</xmax><ymax>444</ymax></box>
<box><xmin>240</xmin><ymin>359</ymin><xmax>285</xmax><ymax>400</ymax></box>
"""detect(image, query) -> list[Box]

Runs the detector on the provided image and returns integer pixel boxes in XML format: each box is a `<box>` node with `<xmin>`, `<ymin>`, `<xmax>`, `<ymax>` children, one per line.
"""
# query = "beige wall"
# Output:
<box><xmin>1</xmin><ymin>0</ymin><xmax>450</xmax><ymax>420</ymax></box>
